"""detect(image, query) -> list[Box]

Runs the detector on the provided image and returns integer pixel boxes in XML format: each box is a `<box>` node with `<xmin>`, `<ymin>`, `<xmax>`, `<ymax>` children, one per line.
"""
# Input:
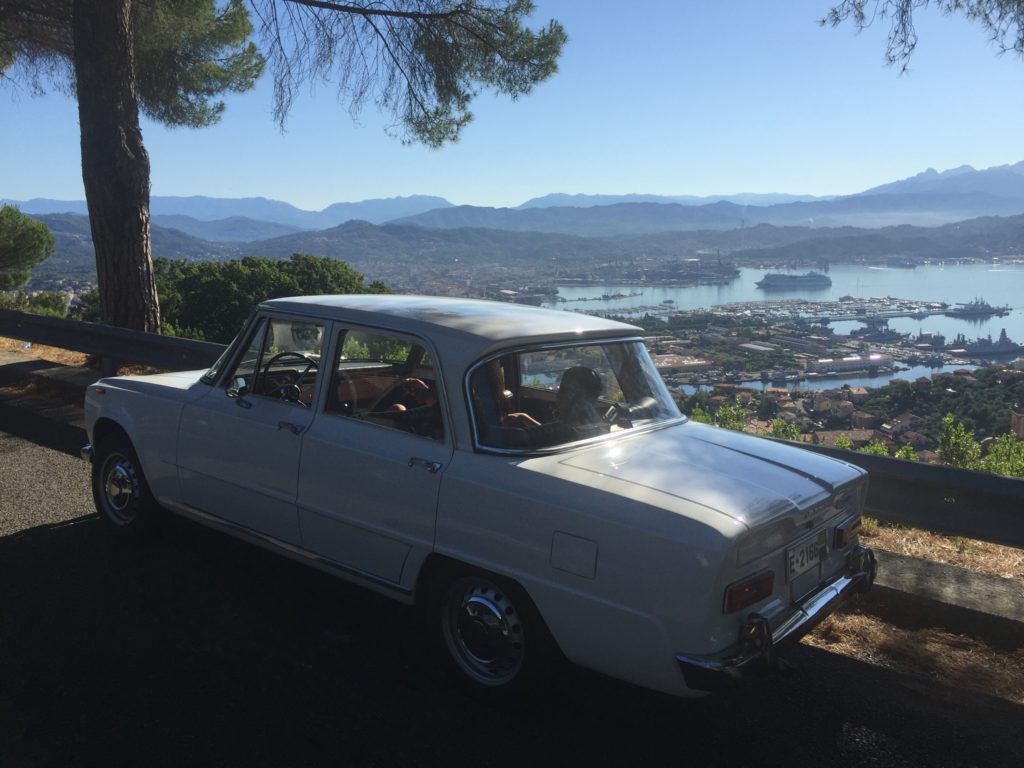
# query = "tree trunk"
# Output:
<box><xmin>72</xmin><ymin>0</ymin><xmax>160</xmax><ymax>332</ymax></box>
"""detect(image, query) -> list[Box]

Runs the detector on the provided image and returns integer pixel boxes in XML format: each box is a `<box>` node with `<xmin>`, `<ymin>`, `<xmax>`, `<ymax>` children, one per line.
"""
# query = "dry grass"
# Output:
<box><xmin>807</xmin><ymin>609</ymin><xmax>1024</xmax><ymax>704</ymax></box>
<box><xmin>0</xmin><ymin>337</ymin><xmax>163</xmax><ymax>376</ymax></box>
<box><xmin>0</xmin><ymin>336</ymin><xmax>90</xmax><ymax>367</ymax></box>
<box><xmin>814</xmin><ymin>521</ymin><xmax>1024</xmax><ymax>700</ymax></box>
<box><xmin>861</xmin><ymin>517</ymin><xmax>1024</xmax><ymax>579</ymax></box>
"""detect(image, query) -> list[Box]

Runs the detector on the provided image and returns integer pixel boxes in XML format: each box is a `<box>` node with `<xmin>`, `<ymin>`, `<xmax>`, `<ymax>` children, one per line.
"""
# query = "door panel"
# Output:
<box><xmin>178</xmin><ymin>390</ymin><xmax>311</xmax><ymax>544</ymax></box>
<box><xmin>296</xmin><ymin>326</ymin><xmax>451</xmax><ymax>587</ymax></box>
<box><xmin>298</xmin><ymin>416</ymin><xmax>450</xmax><ymax>584</ymax></box>
<box><xmin>176</xmin><ymin>314</ymin><xmax>326</xmax><ymax>545</ymax></box>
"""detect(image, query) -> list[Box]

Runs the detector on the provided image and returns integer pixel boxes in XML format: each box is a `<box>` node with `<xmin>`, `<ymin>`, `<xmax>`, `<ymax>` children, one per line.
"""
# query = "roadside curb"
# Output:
<box><xmin>859</xmin><ymin>584</ymin><xmax>1024</xmax><ymax>650</ymax></box>
<box><xmin>0</xmin><ymin>352</ymin><xmax>97</xmax><ymax>404</ymax></box>
<box><xmin>874</xmin><ymin>550</ymin><xmax>1024</xmax><ymax>624</ymax></box>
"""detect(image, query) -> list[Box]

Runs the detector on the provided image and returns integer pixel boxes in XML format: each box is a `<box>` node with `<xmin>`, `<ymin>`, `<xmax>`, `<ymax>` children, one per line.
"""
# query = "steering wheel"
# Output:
<box><xmin>603</xmin><ymin>402</ymin><xmax>633</xmax><ymax>428</ymax></box>
<box><xmin>262</xmin><ymin>352</ymin><xmax>319</xmax><ymax>404</ymax></box>
<box><xmin>263</xmin><ymin>351</ymin><xmax>318</xmax><ymax>375</ymax></box>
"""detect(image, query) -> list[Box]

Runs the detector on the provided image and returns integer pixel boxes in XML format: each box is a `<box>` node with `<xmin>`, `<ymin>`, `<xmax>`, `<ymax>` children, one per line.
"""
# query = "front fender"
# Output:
<box><xmin>85</xmin><ymin>374</ymin><xmax>209</xmax><ymax>505</ymax></box>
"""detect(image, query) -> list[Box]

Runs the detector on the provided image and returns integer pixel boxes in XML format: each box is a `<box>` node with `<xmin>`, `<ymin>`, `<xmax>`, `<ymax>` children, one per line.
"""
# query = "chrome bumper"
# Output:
<box><xmin>80</xmin><ymin>443</ymin><xmax>93</xmax><ymax>462</ymax></box>
<box><xmin>676</xmin><ymin>545</ymin><xmax>877</xmax><ymax>692</ymax></box>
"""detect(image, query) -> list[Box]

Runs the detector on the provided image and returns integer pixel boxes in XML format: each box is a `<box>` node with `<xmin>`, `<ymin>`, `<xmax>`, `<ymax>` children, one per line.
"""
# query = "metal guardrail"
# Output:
<box><xmin>796</xmin><ymin>442</ymin><xmax>1024</xmax><ymax>550</ymax></box>
<box><xmin>2</xmin><ymin>308</ymin><xmax>1023</xmax><ymax>549</ymax></box>
<box><xmin>0</xmin><ymin>308</ymin><xmax>225</xmax><ymax>371</ymax></box>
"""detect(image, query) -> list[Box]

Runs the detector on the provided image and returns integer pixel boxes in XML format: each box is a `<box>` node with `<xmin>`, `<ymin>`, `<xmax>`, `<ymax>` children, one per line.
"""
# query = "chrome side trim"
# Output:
<box><xmin>80</xmin><ymin>443</ymin><xmax>94</xmax><ymax>462</ymax></box>
<box><xmin>163</xmin><ymin>500</ymin><xmax>413</xmax><ymax>599</ymax></box>
<box><xmin>676</xmin><ymin>545</ymin><xmax>877</xmax><ymax>692</ymax></box>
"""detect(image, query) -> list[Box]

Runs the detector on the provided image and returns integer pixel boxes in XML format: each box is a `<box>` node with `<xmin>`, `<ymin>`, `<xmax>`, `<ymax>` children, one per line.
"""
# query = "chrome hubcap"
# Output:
<box><xmin>100</xmin><ymin>454</ymin><xmax>136</xmax><ymax>525</ymax></box>
<box><xmin>443</xmin><ymin>579</ymin><xmax>524</xmax><ymax>685</ymax></box>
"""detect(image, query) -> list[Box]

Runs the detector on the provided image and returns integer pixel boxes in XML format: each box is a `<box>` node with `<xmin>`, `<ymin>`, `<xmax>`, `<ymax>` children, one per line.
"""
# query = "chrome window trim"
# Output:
<box><xmin>463</xmin><ymin>336</ymin><xmax>686</xmax><ymax>456</ymax></box>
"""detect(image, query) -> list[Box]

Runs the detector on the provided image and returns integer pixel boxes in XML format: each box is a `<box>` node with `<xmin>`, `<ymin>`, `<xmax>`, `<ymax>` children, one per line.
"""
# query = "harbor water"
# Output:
<box><xmin>543</xmin><ymin>263</ymin><xmax>1024</xmax><ymax>343</ymax></box>
<box><xmin>542</xmin><ymin>262</ymin><xmax>1020</xmax><ymax>391</ymax></box>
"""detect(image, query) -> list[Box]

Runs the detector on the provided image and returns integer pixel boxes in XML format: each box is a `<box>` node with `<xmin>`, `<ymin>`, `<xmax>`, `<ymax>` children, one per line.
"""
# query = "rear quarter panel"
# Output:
<box><xmin>436</xmin><ymin>448</ymin><xmax>739</xmax><ymax>697</ymax></box>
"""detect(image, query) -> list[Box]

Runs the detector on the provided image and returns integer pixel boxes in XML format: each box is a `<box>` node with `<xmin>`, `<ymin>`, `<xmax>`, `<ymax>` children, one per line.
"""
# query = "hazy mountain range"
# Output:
<box><xmin>2</xmin><ymin>195</ymin><xmax>454</xmax><ymax>238</ymax></box>
<box><xmin>12</xmin><ymin>161</ymin><xmax>1024</xmax><ymax>287</ymax></box>
<box><xmin>7</xmin><ymin>160</ymin><xmax>1024</xmax><ymax>242</ymax></box>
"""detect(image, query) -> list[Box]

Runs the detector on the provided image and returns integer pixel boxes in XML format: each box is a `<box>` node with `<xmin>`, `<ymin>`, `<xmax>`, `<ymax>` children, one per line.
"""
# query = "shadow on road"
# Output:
<box><xmin>0</xmin><ymin>395</ymin><xmax>85</xmax><ymax>458</ymax></box>
<box><xmin>1</xmin><ymin>514</ymin><xmax>1021</xmax><ymax>768</ymax></box>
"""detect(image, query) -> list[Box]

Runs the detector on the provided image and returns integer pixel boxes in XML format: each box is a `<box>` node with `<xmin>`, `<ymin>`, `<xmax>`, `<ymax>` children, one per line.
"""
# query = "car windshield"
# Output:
<box><xmin>469</xmin><ymin>340</ymin><xmax>682</xmax><ymax>451</ymax></box>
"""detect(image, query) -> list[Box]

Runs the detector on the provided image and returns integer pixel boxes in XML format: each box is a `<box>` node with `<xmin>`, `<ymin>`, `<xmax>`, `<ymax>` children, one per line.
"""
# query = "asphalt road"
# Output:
<box><xmin>1</xmin><ymin>390</ymin><xmax>1022</xmax><ymax>768</ymax></box>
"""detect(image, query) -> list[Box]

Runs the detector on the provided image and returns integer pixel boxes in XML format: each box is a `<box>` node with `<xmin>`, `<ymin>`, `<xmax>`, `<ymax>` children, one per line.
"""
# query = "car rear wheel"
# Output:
<box><xmin>92</xmin><ymin>432</ymin><xmax>160</xmax><ymax>537</ymax></box>
<box><xmin>435</xmin><ymin>568</ymin><xmax>556</xmax><ymax>701</ymax></box>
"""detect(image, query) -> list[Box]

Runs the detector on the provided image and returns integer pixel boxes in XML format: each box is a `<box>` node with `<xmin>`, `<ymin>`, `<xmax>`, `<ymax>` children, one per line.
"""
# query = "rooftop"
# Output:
<box><xmin>260</xmin><ymin>295</ymin><xmax>642</xmax><ymax>369</ymax></box>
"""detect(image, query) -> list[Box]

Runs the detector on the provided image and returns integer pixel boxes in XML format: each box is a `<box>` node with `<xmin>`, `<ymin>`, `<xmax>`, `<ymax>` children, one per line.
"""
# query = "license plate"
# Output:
<box><xmin>787</xmin><ymin>530</ymin><xmax>827</xmax><ymax>581</ymax></box>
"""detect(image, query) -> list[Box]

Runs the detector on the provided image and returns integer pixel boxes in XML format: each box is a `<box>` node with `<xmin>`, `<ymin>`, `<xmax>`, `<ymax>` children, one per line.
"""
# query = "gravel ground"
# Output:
<box><xmin>0</xmin><ymin>387</ymin><xmax>91</xmax><ymax>536</ymax></box>
<box><xmin>2</xmin><ymin>392</ymin><xmax>1023</xmax><ymax>768</ymax></box>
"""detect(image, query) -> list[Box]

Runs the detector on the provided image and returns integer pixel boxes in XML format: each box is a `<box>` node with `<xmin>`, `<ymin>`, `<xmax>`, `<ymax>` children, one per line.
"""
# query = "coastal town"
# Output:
<box><xmin>603</xmin><ymin>292</ymin><xmax>1024</xmax><ymax>458</ymax></box>
<box><xmin>479</xmin><ymin>275</ymin><xmax>1024</xmax><ymax>458</ymax></box>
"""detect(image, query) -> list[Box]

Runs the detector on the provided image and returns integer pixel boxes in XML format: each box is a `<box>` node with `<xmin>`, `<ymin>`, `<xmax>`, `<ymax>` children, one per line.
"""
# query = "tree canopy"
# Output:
<box><xmin>823</xmin><ymin>1</ymin><xmax>1024</xmax><ymax>69</ymax></box>
<box><xmin>0</xmin><ymin>205</ymin><xmax>56</xmax><ymax>291</ymax></box>
<box><xmin>1</xmin><ymin>1</ymin><xmax>565</xmax><ymax>331</ymax></box>
<box><xmin>0</xmin><ymin>1</ymin><xmax>263</xmax><ymax>127</ymax></box>
<box><xmin>252</xmin><ymin>0</ymin><xmax>566</xmax><ymax>145</ymax></box>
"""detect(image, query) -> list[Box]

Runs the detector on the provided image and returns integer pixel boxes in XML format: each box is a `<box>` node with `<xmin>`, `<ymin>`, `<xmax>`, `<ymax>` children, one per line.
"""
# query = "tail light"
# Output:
<box><xmin>723</xmin><ymin>570</ymin><xmax>774</xmax><ymax>614</ymax></box>
<box><xmin>834</xmin><ymin>514</ymin><xmax>862</xmax><ymax>549</ymax></box>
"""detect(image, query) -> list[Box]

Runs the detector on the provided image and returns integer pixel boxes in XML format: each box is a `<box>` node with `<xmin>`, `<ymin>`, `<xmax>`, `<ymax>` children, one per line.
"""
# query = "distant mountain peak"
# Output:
<box><xmin>859</xmin><ymin>160</ymin><xmax>1024</xmax><ymax>198</ymax></box>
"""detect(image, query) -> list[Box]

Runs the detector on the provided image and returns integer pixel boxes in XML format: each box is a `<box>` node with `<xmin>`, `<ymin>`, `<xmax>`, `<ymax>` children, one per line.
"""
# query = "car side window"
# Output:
<box><xmin>326</xmin><ymin>328</ymin><xmax>444</xmax><ymax>440</ymax></box>
<box><xmin>226</xmin><ymin>317</ymin><xmax>325</xmax><ymax>407</ymax></box>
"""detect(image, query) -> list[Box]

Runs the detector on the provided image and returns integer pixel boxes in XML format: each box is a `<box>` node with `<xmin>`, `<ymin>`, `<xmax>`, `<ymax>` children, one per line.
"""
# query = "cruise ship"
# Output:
<box><xmin>755</xmin><ymin>271</ymin><xmax>833</xmax><ymax>290</ymax></box>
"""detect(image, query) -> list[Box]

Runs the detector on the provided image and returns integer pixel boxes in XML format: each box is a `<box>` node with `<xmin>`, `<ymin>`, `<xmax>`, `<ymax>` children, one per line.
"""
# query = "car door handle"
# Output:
<box><xmin>277</xmin><ymin>421</ymin><xmax>305</xmax><ymax>435</ymax></box>
<box><xmin>408</xmin><ymin>457</ymin><xmax>442</xmax><ymax>474</ymax></box>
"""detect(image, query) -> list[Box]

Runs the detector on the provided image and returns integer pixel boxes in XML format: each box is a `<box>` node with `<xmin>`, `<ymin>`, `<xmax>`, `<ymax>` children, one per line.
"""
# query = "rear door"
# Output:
<box><xmin>297</xmin><ymin>326</ymin><xmax>452</xmax><ymax>588</ymax></box>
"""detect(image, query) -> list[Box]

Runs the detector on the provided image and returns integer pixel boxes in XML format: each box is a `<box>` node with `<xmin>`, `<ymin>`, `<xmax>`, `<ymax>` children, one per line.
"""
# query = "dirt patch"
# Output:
<box><xmin>0</xmin><ymin>338</ymin><xmax>165</xmax><ymax>377</ymax></box>
<box><xmin>807</xmin><ymin>608</ymin><xmax>1024</xmax><ymax>704</ymax></box>
<box><xmin>0</xmin><ymin>337</ymin><xmax>91</xmax><ymax>368</ymax></box>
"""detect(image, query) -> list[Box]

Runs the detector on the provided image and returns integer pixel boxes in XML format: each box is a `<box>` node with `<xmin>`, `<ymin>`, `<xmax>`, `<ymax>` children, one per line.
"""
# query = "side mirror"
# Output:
<box><xmin>226</xmin><ymin>376</ymin><xmax>249</xmax><ymax>399</ymax></box>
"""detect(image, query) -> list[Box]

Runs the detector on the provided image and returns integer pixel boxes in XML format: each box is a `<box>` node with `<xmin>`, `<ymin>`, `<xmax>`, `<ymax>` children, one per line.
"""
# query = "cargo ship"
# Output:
<box><xmin>755</xmin><ymin>271</ymin><xmax>832</xmax><ymax>290</ymax></box>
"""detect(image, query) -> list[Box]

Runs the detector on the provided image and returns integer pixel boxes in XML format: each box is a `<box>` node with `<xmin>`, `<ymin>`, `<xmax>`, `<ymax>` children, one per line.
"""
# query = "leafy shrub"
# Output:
<box><xmin>770</xmin><ymin>419</ymin><xmax>800</xmax><ymax>440</ymax></box>
<box><xmin>156</xmin><ymin>253</ymin><xmax>388</xmax><ymax>343</ymax></box>
<box><xmin>0</xmin><ymin>290</ymin><xmax>68</xmax><ymax>318</ymax></box>
<box><xmin>937</xmin><ymin>413</ymin><xmax>981</xmax><ymax>469</ymax></box>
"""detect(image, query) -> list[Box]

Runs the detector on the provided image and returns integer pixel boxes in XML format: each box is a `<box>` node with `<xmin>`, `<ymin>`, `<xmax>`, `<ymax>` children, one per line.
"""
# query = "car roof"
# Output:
<box><xmin>260</xmin><ymin>295</ymin><xmax>642</xmax><ymax>360</ymax></box>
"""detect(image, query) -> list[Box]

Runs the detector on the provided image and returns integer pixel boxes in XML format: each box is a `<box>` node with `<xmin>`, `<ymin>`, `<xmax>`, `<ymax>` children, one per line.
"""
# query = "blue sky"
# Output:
<box><xmin>2</xmin><ymin>0</ymin><xmax>1023</xmax><ymax>210</ymax></box>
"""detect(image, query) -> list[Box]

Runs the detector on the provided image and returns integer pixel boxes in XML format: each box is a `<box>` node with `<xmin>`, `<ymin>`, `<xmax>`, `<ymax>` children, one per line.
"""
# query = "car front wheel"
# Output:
<box><xmin>92</xmin><ymin>432</ymin><xmax>160</xmax><ymax>537</ymax></box>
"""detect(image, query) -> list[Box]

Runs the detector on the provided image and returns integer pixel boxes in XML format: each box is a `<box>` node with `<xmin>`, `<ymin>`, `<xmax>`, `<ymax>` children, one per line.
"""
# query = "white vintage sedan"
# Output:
<box><xmin>83</xmin><ymin>295</ymin><xmax>875</xmax><ymax>699</ymax></box>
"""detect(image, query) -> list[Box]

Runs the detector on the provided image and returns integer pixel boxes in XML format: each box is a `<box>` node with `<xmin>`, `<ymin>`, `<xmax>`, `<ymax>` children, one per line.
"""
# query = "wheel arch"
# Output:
<box><xmin>92</xmin><ymin>417</ymin><xmax>132</xmax><ymax>449</ymax></box>
<box><xmin>414</xmin><ymin>552</ymin><xmax>565</xmax><ymax>658</ymax></box>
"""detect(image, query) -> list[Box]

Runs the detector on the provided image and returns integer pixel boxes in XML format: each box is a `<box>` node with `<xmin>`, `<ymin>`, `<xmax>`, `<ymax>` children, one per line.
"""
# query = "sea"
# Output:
<box><xmin>541</xmin><ymin>262</ymin><xmax>1024</xmax><ymax>392</ymax></box>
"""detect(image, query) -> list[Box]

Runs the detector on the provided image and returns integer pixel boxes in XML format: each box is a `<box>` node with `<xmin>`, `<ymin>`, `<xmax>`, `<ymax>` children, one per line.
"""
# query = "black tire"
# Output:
<box><xmin>91</xmin><ymin>432</ymin><xmax>161</xmax><ymax>538</ymax></box>
<box><xmin>431</xmin><ymin>566</ymin><xmax>558</xmax><ymax>703</ymax></box>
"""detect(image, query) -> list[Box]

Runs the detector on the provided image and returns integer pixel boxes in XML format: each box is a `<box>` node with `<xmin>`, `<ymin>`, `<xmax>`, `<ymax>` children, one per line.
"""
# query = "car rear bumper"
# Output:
<box><xmin>675</xmin><ymin>544</ymin><xmax>877</xmax><ymax>692</ymax></box>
